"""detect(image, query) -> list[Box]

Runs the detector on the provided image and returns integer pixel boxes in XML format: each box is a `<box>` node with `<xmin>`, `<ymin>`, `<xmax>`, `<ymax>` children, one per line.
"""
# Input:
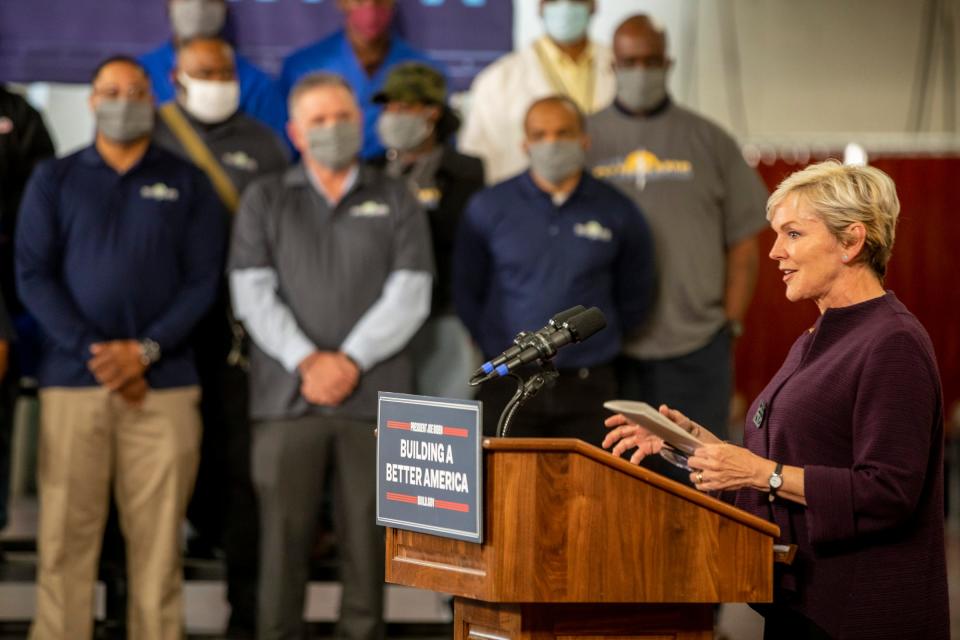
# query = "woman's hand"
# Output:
<box><xmin>602</xmin><ymin>413</ymin><xmax>664</xmax><ymax>464</ymax></box>
<box><xmin>686</xmin><ymin>443</ymin><xmax>772</xmax><ymax>492</ymax></box>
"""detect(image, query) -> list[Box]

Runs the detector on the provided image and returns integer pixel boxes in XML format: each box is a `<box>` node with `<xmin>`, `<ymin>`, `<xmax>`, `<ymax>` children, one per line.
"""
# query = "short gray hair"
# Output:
<box><xmin>288</xmin><ymin>72</ymin><xmax>355</xmax><ymax>119</ymax></box>
<box><xmin>767</xmin><ymin>160</ymin><xmax>900</xmax><ymax>280</ymax></box>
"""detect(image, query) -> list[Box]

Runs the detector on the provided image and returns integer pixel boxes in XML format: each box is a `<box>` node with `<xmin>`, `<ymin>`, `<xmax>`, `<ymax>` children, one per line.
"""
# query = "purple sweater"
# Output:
<box><xmin>736</xmin><ymin>293</ymin><xmax>948</xmax><ymax>639</ymax></box>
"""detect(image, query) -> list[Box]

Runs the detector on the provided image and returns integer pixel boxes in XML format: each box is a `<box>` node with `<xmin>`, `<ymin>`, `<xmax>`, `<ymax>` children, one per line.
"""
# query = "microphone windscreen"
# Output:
<box><xmin>566</xmin><ymin>307</ymin><xmax>607</xmax><ymax>342</ymax></box>
<box><xmin>550</xmin><ymin>305</ymin><xmax>587</xmax><ymax>327</ymax></box>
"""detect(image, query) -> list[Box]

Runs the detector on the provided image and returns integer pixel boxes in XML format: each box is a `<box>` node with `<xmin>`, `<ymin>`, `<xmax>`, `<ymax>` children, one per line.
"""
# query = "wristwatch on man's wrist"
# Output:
<box><xmin>139</xmin><ymin>338</ymin><xmax>161</xmax><ymax>367</ymax></box>
<box><xmin>768</xmin><ymin>462</ymin><xmax>784</xmax><ymax>502</ymax></box>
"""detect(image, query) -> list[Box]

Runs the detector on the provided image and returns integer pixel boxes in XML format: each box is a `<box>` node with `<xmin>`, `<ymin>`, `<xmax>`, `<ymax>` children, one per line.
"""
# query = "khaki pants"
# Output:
<box><xmin>30</xmin><ymin>386</ymin><xmax>201</xmax><ymax>640</ymax></box>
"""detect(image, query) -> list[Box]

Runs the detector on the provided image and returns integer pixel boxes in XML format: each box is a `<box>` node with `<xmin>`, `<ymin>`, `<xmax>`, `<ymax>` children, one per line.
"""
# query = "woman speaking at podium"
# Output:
<box><xmin>603</xmin><ymin>161</ymin><xmax>948</xmax><ymax>640</ymax></box>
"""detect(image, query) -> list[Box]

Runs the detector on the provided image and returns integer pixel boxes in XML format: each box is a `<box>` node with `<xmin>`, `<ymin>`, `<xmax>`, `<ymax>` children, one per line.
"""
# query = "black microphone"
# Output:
<box><xmin>474</xmin><ymin>305</ymin><xmax>586</xmax><ymax>378</ymax></box>
<box><xmin>488</xmin><ymin>307</ymin><xmax>606</xmax><ymax>378</ymax></box>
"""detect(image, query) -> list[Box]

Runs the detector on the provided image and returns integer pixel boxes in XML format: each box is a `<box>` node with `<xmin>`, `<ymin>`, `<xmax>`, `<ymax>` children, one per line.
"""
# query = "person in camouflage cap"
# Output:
<box><xmin>373</xmin><ymin>61</ymin><xmax>485</xmax><ymax>400</ymax></box>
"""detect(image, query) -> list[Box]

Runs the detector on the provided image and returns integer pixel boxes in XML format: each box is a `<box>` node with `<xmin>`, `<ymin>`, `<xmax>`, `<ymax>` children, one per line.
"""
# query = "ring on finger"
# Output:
<box><xmin>696</xmin><ymin>470</ymin><xmax>703</xmax><ymax>484</ymax></box>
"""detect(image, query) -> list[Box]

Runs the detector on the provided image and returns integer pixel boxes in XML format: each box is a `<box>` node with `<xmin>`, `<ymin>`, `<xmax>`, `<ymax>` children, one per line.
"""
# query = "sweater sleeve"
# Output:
<box><xmin>803</xmin><ymin>327</ymin><xmax>940</xmax><ymax>545</ymax></box>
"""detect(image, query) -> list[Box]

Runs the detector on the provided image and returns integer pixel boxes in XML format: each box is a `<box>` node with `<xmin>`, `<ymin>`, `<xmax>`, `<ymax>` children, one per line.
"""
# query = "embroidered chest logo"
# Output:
<box><xmin>0</xmin><ymin>117</ymin><xmax>13</xmax><ymax>135</ymax></box>
<box><xmin>349</xmin><ymin>200</ymin><xmax>390</xmax><ymax>217</ymax></box>
<box><xmin>140</xmin><ymin>183</ymin><xmax>180</xmax><ymax>202</ymax></box>
<box><xmin>221</xmin><ymin>151</ymin><xmax>259</xmax><ymax>172</ymax></box>
<box><xmin>592</xmin><ymin>149</ymin><xmax>693</xmax><ymax>190</ymax></box>
<box><xmin>573</xmin><ymin>220</ymin><xmax>613</xmax><ymax>242</ymax></box>
<box><xmin>416</xmin><ymin>187</ymin><xmax>441</xmax><ymax>208</ymax></box>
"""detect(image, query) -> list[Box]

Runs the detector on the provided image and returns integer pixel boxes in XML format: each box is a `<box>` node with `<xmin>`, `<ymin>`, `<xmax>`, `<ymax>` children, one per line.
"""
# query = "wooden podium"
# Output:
<box><xmin>385</xmin><ymin>438</ymin><xmax>780</xmax><ymax>640</ymax></box>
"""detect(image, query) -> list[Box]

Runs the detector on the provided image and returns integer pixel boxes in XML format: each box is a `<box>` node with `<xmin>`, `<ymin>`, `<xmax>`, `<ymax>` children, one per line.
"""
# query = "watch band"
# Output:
<box><xmin>768</xmin><ymin>461</ymin><xmax>784</xmax><ymax>502</ymax></box>
<box><xmin>139</xmin><ymin>338</ymin><xmax>161</xmax><ymax>367</ymax></box>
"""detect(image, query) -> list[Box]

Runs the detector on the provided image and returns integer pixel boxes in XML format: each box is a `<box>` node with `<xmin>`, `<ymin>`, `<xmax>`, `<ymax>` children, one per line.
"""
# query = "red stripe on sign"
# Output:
<box><xmin>442</xmin><ymin>426</ymin><xmax>469</xmax><ymax>438</ymax></box>
<box><xmin>386</xmin><ymin>421</ymin><xmax>411</xmax><ymax>430</ymax></box>
<box><xmin>435</xmin><ymin>500</ymin><xmax>470</xmax><ymax>513</ymax></box>
<box><xmin>386</xmin><ymin>492</ymin><xmax>418</xmax><ymax>504</ymax></box>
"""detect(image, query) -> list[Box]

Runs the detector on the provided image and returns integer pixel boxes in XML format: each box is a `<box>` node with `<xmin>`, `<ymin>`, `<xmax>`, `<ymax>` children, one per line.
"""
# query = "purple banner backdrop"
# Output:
<box><xmin>0</xmin><ymin>0</ymin><xmax>512</xmax><ymax>91</ymax></box>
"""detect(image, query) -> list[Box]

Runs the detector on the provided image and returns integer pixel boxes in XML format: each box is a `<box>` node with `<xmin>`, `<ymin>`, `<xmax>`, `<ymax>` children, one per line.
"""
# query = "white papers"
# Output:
<box><xmin>603</xmin><ymin>400</ymin><xmax>704</xmax><ymax>455</ymax></box>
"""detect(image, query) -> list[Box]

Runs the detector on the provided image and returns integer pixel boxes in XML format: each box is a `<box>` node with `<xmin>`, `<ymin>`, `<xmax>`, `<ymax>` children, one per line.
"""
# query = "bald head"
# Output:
<box><xmin>613</xmin><ymin>15</ymin><xmax>669</xmax><ymax>69</ymax></box>
<box><xmin>175</xmin><ymin>37</ymin><xmax>235</xmax><ymax>81</ymax></box>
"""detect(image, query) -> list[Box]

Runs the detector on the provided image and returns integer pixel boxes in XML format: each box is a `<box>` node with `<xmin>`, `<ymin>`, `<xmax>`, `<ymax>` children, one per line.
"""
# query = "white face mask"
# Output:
<box><xmin>177</xmin><ymin>72</ymin><xmax>240</xmax><ymax>124</ymax></box>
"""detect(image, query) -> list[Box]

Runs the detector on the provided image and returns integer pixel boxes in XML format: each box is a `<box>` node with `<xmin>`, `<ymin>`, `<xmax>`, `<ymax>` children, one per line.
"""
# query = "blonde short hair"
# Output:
<box><xmin>766</xmin><ymin>160</ymin><xmax>900</xmax><ymax>279</ymax></box>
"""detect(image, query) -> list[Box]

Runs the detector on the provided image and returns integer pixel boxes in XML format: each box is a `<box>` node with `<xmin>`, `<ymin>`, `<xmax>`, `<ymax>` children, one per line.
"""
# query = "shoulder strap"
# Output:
<box><xmin>158</xmin><ymin>102</ymin><xmax>240</xmax><ymax>213</ymax></box>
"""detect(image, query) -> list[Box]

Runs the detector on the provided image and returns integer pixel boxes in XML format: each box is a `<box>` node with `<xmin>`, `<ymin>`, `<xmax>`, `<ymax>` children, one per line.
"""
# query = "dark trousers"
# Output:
<box><xmin>754</xmin><ymin>604</ymin><xmax>833</xmax><ymax>639</ymax></box>
<box><xmin>187</xmin><ymin>293</ymin><xmax>259</xmax><ymax>632</ymax></box>
<box><xmin>0</xmin><ymin>370</ymin><xmax>15</xmax><ymax>530</ymax></box>
<box><xmin>252</xmin><ymin>414</ymin><xmax>384</xmax><ymax>640</ymax></box>
<box><xmin>617</xmin><ymin>327</ymin><xmax>732</xmax><ymax>482</ymax></box>
<box><xmin>476</xmin><ymin>364</ymin><xmax>617</xmax><ymax>446</ymax></box>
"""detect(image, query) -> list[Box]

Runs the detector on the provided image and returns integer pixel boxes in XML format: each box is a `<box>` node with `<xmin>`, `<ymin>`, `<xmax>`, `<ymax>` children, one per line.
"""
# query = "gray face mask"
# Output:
<box><xmin>528</xmin><ymin>139</ymin><xmax>585</xmax><ymax>185</ymax></box>
<box><xmin>170</xmin><ymin>0</ymin><xmax>227</xmax><ymax>40</ymax></box>
<box><xmin>616</xmin><ymin>67</ymin><xmax>668</xmax><ymax>113</ymax></box>
<box><xmin>95</xmin><ymin>99</ymin><xmax>155</xmax><ymax>143</ymax></box>
<box><xmin>376</xmin><ymin>111</ymin><xmax>432</xmax><ymax>152</ymax></box>
<box><xmin>307</xmin><ymin>122</ymin><xmax>362</xmax><ymax>170</ymax></box>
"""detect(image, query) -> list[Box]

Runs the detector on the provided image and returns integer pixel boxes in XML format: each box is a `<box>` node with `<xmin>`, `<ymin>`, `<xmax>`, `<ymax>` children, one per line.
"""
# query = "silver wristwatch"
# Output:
<box><xmin>139</xmin><ymin>338</ymin><xmax>161</xmax><ymax>366</ymax></box>
<box><xmin>768</xmin><ymin>462</ymin><xmax>784</xmax><ymax>502</ymax></box>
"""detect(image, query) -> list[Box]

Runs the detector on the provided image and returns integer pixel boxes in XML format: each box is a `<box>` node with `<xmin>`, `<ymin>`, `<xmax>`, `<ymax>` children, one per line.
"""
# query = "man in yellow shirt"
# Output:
<box><xmin>459</xmin><ymin>0</ymin><xmax>615</xmax><ymax>183</ymax></box>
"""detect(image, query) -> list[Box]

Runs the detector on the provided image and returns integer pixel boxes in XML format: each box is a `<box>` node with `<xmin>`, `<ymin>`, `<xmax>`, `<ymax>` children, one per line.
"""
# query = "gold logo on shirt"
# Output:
<box><xmin>573</xmin><ymin>220</ymin><xmax>613</xmax><ymax>242</ymax></box>
<box><xmin>139</xmin><ymin>183</ymin><xmax>180</xmax><ymax>202</ymax></box>
<box><xmin>349</xmin><ymin>200</ymin><xmax>390</xmax><ymax>217</ymax></box>
<box><xmin>592</xmin><ymin>150</ymin><xmax>693</xmax><ymax>190</ymax></box>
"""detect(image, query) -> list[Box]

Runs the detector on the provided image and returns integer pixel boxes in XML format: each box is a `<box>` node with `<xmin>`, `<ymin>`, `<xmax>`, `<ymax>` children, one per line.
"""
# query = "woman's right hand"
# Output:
<box><xmin>602</xmin><ymin>413</ymin><xmax>664</xmax><ymax>464</ymax></box>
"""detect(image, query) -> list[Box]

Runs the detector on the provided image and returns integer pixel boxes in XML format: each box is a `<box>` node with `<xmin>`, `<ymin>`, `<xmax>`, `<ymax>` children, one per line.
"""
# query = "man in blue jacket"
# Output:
<box><xmin>280</xmin><ymin>0</ymin><xmax>440</xmax><ymax>159</ymax></box>
<box><xmin>16</xmin><ymin>56</ymin><xmax>224</xmax><ymax>640</ymax></box>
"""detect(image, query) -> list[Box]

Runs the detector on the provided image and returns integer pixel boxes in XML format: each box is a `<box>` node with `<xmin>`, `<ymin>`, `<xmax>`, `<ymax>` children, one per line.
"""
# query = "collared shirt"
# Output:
<box><xmin>153</xmin><ymin>102</ymin><xmax>290</xmax><ymax>197</ymax></box>
<box><xmin>228</xmin><ymin>163</ymin><xmax>434</xmax><ymax>421</ymax></box>
<box><xmin>16</xmin><ymin>144</ymin><xmax>226</xmax><ymax>388</ymax></box>
<box><xmin>452</xmin><ymin>171</ymin><xmax>654</xmax><ymax>369</ymax></box>
<box><xmin>532</xmin><ymin>36</ymin><xmax>597</xmax><ymax>114</ymax></box>
<box><xmin>280</xmin><ymin>30</ymin><xmax>441</xmax><ymax>160</ymax></box>
<box><xmin>139</xmin><ymin>42</ymin><xmax>289</xmax><ymax>138</ymax></box>
<box><xmin>586</xmin><ymin>100</ymin><xmax>769</xmax><ymax>359</ymax></box>
<box><xmin>459</xmin><ymin>38</ymin><xmax>615</xmax><ymax>184</ymax></box>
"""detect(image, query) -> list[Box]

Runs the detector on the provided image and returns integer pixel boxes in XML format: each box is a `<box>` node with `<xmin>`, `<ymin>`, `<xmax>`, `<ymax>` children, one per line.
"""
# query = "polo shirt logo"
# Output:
<box><xmin>573</xmin><ymin>220</ymin><xmax>612</xmax><ymax>242</ymax></box>
<box><xmin>140</xmin><ymin>183</ymin><xmax>180</xmax><ymax>202</ymax></box>
<box><xmin>349</xmin><ymin>200</ymin><xmax>390</xmax><ymax>217</ymax></box>
<box><xmin>592</xmin><ymin>149</ymin><xmax>693</xmax><ymax>190</ymax></box>
<box><xmin>416</xmin><ymin>187</ymin><xmax>441</xmax><ymax>208</ymax></box>
<box><xmin>222</xmin><ymin>151</ymin><xmax>259</xmax><ymax>173</ymax></box>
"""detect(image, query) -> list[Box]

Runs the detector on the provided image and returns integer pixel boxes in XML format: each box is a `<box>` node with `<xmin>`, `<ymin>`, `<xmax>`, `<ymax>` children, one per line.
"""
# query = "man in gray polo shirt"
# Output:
<box><xmin>587</xmin><ymin>15</ymin><xmax>768</xmax><ymax>456</ymax></box>
<box><xmin>228</xmin><ymin>72</ymin><xmax>432</xmax><ymax>639</ymax></box>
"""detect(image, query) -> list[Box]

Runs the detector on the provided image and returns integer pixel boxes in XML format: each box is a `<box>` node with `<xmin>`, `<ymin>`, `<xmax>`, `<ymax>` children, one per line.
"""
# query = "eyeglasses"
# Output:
<box><xmin>616</xmin><ymin>55</ymin><xmax>668</xmax><ymax>70</ymax></box>
<box><xmin>92</xmin><ymin>86</ymin><xmax>151</xmax><ymax>101</ymax></box>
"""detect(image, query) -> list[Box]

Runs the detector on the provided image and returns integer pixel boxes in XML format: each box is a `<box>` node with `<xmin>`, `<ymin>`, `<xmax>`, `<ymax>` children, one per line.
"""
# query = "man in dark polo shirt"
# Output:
<box><xmin>453</xmin><ymin>95</ymin><xmax>654</xmax><ymax>443</ymax></box>
<box><xmin>153</xmin><ymin>36</ymin><xmax>288</xmax><ymax>637</ymax></box>
<box><xmin>16</xmin><ymin>56</ymin><xmax>224</xmax><ymax>639</ymax></box>
<box><xmin>228</xmin><ymin>72</ymin><xmax>432</xmax><ymax>640</ymax></box>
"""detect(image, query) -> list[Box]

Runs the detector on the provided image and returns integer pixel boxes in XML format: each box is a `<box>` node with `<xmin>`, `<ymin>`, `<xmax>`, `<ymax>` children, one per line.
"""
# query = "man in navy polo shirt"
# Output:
<box><xmin>280</xmin><ymin>0</ymin><xmax>440</xmax><ymax>159</ymax></box>
<box><xmin>453</xmin><ymin>95</ymin><xmax>654</xmax><ymax>443</ymax></box>
<box><xmin>16</xmin><ymin>56</ymin><xmax>224</xmax><ymax>639</ymax></box>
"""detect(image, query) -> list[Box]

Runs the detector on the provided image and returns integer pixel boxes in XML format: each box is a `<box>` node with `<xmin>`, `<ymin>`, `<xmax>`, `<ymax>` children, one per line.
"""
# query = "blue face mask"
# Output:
<box><xmin>542</xmin><ymin>0</ymin><xmax>591</xmax><ymax>45</ymax></box>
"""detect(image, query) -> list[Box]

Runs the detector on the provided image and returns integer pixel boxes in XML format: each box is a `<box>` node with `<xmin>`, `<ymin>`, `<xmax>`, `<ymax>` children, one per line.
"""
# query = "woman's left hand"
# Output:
<box><xmin>686</xmin><ymin>443</ymin><xmax>770</xmax><ymax>492</ymax></box>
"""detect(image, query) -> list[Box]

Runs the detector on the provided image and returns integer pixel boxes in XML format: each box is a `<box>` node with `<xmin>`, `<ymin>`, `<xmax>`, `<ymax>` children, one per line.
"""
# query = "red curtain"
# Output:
<box><xmin>736</xmin><ymin>156</ymin><xmax>960</xmax><ymax>419</ymax></box>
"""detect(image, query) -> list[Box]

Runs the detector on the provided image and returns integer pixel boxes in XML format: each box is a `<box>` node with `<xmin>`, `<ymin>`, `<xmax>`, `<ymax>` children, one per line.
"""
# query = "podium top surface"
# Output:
<box><xmin>484</xmin><ymin>437</ymin><xmax>779</xmax><ymax>538</ymax></box>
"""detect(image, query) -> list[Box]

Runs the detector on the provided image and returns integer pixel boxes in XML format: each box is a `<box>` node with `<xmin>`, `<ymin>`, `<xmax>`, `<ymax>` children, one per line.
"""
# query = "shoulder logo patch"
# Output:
<box><xmin>140</xmin><ymin>182</ymin><xmax>180</xmax><ymax>202</ymax></box>
<box><xmin>349</xmin><ymin>200</ymin><xmax>390</xmax><ymax>217</ymax></box>
<box><xmin>573</xmin><ymin>220</ymin><xmax>613</xmax><ymax>242</ymax></box>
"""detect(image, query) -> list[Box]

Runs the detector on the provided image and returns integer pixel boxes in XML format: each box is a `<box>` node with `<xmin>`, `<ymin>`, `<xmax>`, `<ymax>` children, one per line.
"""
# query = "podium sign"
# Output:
<box><xmin>376</xmin><ymin>392</ymin><xmax>483</xmax><ymax>543</ymax></box>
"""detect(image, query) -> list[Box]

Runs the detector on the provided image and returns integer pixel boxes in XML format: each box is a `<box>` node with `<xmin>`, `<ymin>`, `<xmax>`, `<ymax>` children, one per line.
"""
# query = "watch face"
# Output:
<box><xmin>770</xmin><ymin>475</ymin><xmax>783</xmax><ymax>490</ymax></box>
